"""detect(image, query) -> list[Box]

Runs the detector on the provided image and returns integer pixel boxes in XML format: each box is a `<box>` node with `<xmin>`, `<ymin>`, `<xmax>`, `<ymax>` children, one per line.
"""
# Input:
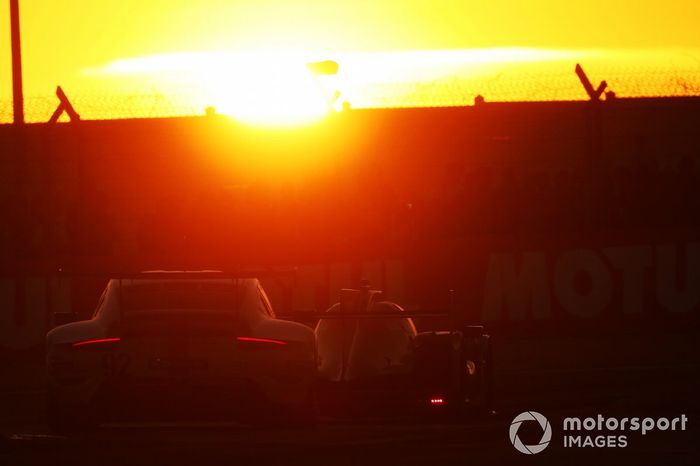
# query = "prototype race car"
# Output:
<box><xmin>45</xmin><ymin>271</ymin><xmax>317</xmax><ymax>431</ymax></box>
<box><xmin>314</xmin><ymin>283</ymin><xmax>493</xmax><ymax>418</ymax></box>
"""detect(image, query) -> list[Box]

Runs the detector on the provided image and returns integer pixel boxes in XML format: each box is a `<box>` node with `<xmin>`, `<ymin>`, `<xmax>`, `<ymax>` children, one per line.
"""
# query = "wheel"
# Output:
<box><xmin>462</xmin><ymin>332</ymin><xmax>495</xmax><ymax>418</ymax></box>
<box><xmin>278</xmin><ymin>386</ymin><xmax>318</xmax><ymax>428</ymax></box>
<box><xmin>47</xmin><ymin>389</ymin><xmax>97</xmax><ymax>433</ymax></box>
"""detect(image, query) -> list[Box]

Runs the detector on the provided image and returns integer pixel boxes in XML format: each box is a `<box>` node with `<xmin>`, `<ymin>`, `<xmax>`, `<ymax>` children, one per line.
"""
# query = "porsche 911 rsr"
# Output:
<box><xmin>46</xmin><ymin>271</ymin><xmax>316</xmax><ymax>431</ymax></box>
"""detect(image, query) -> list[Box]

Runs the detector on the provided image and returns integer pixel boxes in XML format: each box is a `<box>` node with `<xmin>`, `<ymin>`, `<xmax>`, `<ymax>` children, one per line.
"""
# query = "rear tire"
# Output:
<box><xmin>47</xmin><ymin>389</ymin><xmax>97</xmax><ymax>433</ymax></box>
<box><xmin>463</xmin><ymin>332</ymin><xmax>495</xmax><ymax>418</ymax></box>
<box><xmin>276</xmin><ymin>387</ymin><xmax>318</xmax><ymax>428</ymax></box>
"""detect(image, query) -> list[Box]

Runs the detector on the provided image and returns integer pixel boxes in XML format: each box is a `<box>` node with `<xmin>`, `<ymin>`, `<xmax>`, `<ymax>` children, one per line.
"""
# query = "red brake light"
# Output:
<box><xmin>429</xmin><ymin>397</ymin><xmax>445</xmax><ymax>406</ymax></box>
<box><xmin>72</xmin><ymin>337</ymin><xmax>121</xmax><ymax>347</ymax></box>
<box><xmin>236</xmin><ymin>336</ymin><xmax>287</xmax><ymax>346</ymax></box>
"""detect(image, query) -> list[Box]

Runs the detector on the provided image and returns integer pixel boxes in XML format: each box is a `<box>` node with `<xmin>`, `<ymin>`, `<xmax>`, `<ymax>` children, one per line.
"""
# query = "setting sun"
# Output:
<box><xmin>203</xmin><ymin>54</ymin><xmax>333</xmax><ymax>126</ymax></box>
<box><xmin>1</xmin><ymin>0</ymin><xmax>699</xmax><ymax>121</ymax></box>
<box><xmin>98</xmin><ymin>51</ymin><xmax>334</xmax><ymax>126</ymax></box>
<box><xmin>87</xmin><ymin>47</ymin><xmax>583</xmax><ymax>124</ymax></box>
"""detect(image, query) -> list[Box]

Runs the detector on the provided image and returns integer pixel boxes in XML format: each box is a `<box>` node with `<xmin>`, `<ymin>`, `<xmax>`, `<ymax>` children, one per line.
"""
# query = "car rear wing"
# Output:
<box><xmin>48</xmin><ymin>268</ymin><xmax>297</xmax><ymax>326</ymax></box>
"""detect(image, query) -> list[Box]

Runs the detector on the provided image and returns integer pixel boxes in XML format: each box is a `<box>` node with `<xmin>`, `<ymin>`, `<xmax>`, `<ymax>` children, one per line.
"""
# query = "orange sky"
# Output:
<box><xmin>1</xmin><ymin>1</ymin><xmax>700</xmax><ymax>122</ymax></box>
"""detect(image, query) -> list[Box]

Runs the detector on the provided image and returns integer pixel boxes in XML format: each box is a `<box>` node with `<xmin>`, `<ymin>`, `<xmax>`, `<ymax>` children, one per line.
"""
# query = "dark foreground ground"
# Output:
<box><xmin>1</xmin><ymin>331</ymin><xmax>699</xmax><ymax>466</ymax></box>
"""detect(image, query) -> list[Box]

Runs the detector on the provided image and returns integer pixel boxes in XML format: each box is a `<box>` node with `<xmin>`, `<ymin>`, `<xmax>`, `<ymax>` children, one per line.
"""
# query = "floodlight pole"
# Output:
<box><xmin>10</xmin><ymin>0</ymin><xmax>25</xmax><ymax>125</ymax></box>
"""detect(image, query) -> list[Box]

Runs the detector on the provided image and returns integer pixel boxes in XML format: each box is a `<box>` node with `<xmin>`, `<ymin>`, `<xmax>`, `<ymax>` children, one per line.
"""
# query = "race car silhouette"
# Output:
<box><xmin>46</xmin><ymin>272</ymin><xmax>492</xmax><ymax>430</ymax></box>
<box><xmin>46</xmin><ymin>271</ymin><xmax>316</xmax><ymax>431</ymax></box>
<box><xmin>313</xmin><ymin>282</ymin><xmax>493</xmax><ymax>418</ymax></box>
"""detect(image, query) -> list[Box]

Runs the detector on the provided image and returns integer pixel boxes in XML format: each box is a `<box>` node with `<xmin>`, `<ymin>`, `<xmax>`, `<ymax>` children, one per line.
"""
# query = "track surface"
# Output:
<box><xmin>2</xmin><ymin>332</ymin><xmax>699</xmax><ymax>466</ymax></box>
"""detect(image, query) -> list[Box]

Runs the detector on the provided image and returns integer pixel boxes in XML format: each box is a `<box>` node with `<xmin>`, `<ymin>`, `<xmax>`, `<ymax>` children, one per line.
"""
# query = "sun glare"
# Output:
<box><xmin>100</xmin><ymin>51</ymin><xmax>334</xmax><ymax>126</ymax></box>
<box><xmin>206</xmin><ymin>58</ymin><xmax>331</xmax><ymax>126</ymax></box>
<box><xmin>94</xmin><ymin>47</ymin><xmax>580</xmax><ymax>123</ymax></box>
<box><xmin>91</xmin><ymin>46</ymin><xmax>700</xmax><ymax>122</ymax></box>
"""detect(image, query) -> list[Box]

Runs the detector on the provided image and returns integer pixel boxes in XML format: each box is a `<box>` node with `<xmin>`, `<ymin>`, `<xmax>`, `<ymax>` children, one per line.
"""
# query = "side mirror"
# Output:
<box><xmin>53</xmin><ymin>312</ymin><xmax>78</xmax><ymax>327</ymax></box>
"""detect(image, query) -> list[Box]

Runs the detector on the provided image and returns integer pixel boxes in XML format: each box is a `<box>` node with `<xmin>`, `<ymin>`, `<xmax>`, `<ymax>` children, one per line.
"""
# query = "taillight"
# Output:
<box><xmin>71</xmin><ymin>337</ymin><xmax>121</xmax><ymax>347</ymax></box>
<box><xmin>429</xmin><ymin>396</ymin><xmax>445</xmax><ymax>406</ymax></box>
<box><xmin>236</xmin><ymin>336</ymin><xmax>287</xmax><ymax>346</ymax></box>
